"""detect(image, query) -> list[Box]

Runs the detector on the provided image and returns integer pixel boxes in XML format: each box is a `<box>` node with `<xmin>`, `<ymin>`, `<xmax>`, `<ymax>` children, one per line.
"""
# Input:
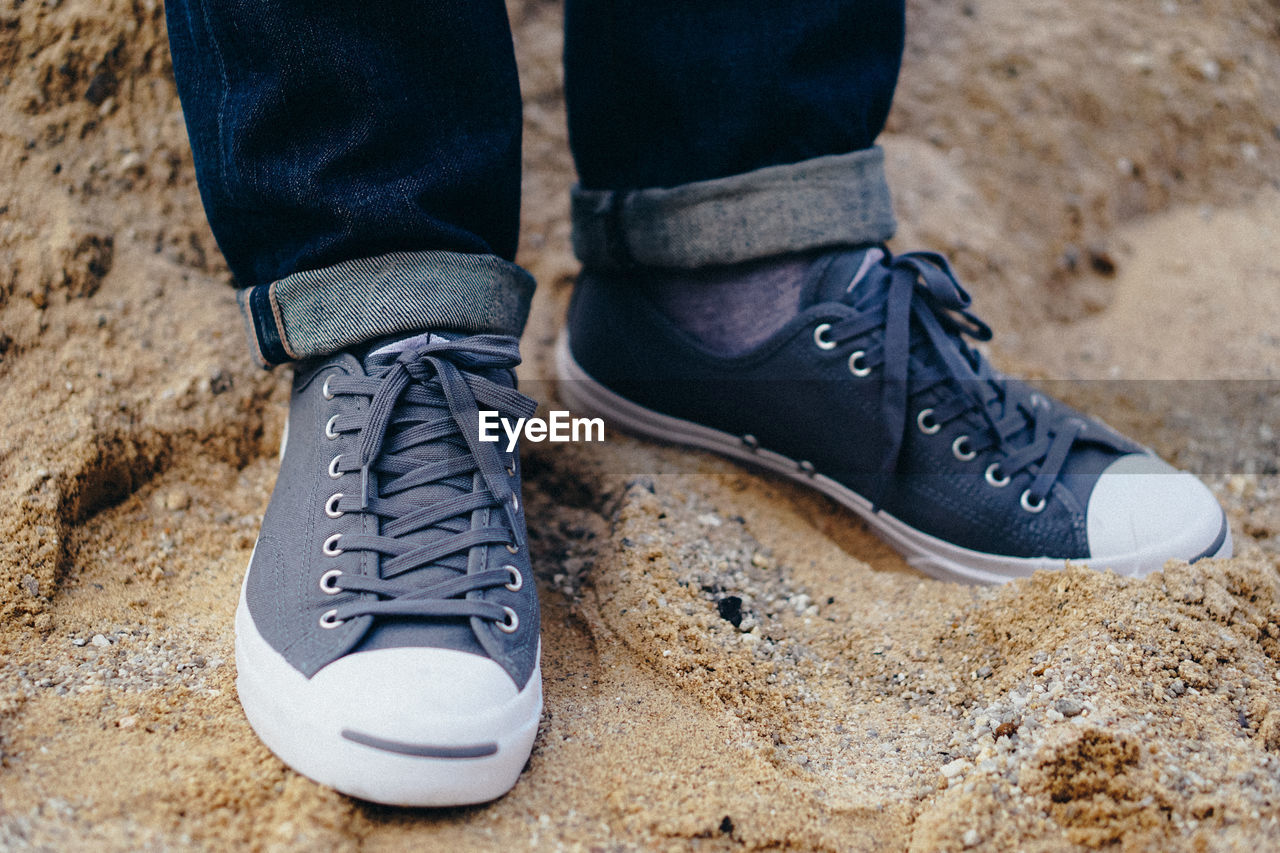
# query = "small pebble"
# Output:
<box><xmin>962</xmin><ymin>829</ymin><xmax>981</xmax><ymax>848</ymax></box>
<box><xmin>1054</xmin><ymin>698</ymin><xmax>1085</xmax><ymax>717</ymax></box>
<box><xmin>716</xmin><ymin>596</ymin><xmax>744</xmax><ymax>628</ymax></box>
<box><xmin>118</xmin><ymin>151</ymin><xmax>143</xmax><ymax>172</ymax></box>
<box><xmin>91</xmin><ymin>634</ymin><xmax>111</xmax><ymax>648</ymax></box>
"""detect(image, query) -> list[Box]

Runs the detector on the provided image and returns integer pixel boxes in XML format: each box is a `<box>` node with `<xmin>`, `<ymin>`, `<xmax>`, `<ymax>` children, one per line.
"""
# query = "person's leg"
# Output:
<box><xmin>565</xmin><ymin>0</ymin><xmax>903</xmax><ymax>192</ymax></box>
<box><xmin>167</xmin><ymin>0</ymin><xmax>533</xmax><ymax>366</ymax></box>
<box><xmin>558</xmin><ymin>0</ymin><xmax>1231</xmax><ymax>580</ymax></box>
<box><xmin>167</xmin><ymin>0</ymin><xmax>542</xmax><ymax>806</ymax></box>
<box><xmin>564</xmin><ymin>0</ymin><xmax>902</xmax><ymax>273</ymax></box>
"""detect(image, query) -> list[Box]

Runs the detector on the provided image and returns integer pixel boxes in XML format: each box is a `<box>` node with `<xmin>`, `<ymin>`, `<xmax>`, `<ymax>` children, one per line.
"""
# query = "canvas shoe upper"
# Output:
<box><xmin>557</xmin><ymin>248</ymin><xmax>1231</xmax><ymax>583</ymax></box>
<box><xmin>236</xmin><ymin>332</ymin><xmax>542</xmax><ymax>806</ymax></box>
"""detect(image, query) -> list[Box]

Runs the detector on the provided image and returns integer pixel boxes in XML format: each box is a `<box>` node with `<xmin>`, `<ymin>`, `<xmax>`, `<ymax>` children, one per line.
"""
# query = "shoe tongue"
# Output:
<box><xmin>361</xmin><ymin>330</ymin><xmax>461</xmax><ymax>370</ymax></box>
<box><xmin>801</xmin><ymin>247</ymin><xmax>888</xmax><ymax>308</ymax></box>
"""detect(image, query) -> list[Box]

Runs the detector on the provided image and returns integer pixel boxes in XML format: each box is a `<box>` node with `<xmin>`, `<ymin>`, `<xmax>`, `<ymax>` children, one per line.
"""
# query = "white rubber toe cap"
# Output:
<box><xmin>235</xmin><ymin>588</ymin><xmax>542</xmax><ymax>806</ymax></box>
<box><xmin>309</xmin><ymin>646</ymin><xmax>521</xmax><ymax>744</ymax></box>
<box><xmin>1086</xmin><ymin>453</ymin><xmax>1230</xmax><ymax>567</ymax></box>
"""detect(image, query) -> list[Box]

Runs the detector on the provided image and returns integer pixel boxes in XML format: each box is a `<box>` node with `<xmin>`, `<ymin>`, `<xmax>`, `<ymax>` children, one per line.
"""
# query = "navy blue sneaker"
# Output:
<box><xmin>236</xmin><ymin>333</ymin><xmax>541</xmax><ymax>806</ymax></box>
<box><xmin>556</xmin><ymin>248</ymin><xmax>1231</xmax><ymax>583</ymax></box>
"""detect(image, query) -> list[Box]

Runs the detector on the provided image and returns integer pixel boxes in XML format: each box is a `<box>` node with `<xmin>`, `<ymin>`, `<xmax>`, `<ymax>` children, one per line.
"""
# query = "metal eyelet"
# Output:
<box><xmin>322</xmin><ymin>533</ymin><xmax>344</xmax><ymax>556</ymax></box>
<box><xmin>741</xmin><ymin>434</ymin><xmax>759</xmax><ymax>451</ymax></box>
<box><xmin>952</xmin><ymin>435</ymin><xmax>976</xmax><ymax>461</ymax></box>
<box><xmin>505</xmin><ymin>543</ymin><xmax>519</xmax><ymax>555</ymax></box>
<box><xmin>319</xmin><ymin>569</ymin><xmax>343</xmax><ymax>594</ymax></box>
<box><xmin>848</xmin><ymin>350</ymin><xmax>871</xmax><ymax>377</ymax></box>
<box><xmin>324</xmin><ymin>493</ymin><xmax>344</xmax><ymax>519</ymax></box>
<box><xmin>1020</xmin><ymin>490</ymin><xmax>1047</xmax><ymax>513</ymax></box>
<box><xmin>503</xmin><ymin>564</ymin><xmax>523</xmax><ymax>591</ymax></box>
<box><xmin>328</xmin><ymin>454</ymin><xmax>343</xmax><ymax>479</ymax></box>
<box><xmin>813</xmin><ymin>323</ymin><xmax>836</xmax><ymax>351</ymax></box>
<box><xmin>322</xmin><ymin>375</ymin><xmax>335</xmax><ymax>401</ymax></box>
<box><xmin>985</xmin><ymin>463</ymin><xmax>1011</xmax><ymax>488</ymax></box>
<box><xmin>917</xmin><ymin>408</ymin><xmax>941</xmax><ymax>435</ymax></box>
<box><xmin>497</xmin><ymin>606</ymin><xmax>519</xmax><ymax>634</ymax></box>
<box><xmin>798</xmin><ymin>460</ymin><xmax>816</xmax><ymax>476</ymax></box>
<box><xmin>319</xmin><ymin>609</ymin><xmax>344</xmax><ymax>629</ymax></box>
<box><xmin>325</xmin><ymin>414</ymin><xmax>340</xmax><ymax>440</ymax></box>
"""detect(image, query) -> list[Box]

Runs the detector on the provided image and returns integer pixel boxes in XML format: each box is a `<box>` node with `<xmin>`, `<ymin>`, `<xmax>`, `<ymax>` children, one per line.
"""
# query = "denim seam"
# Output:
<box><xmin>192</xmin><ymin>0</ymin><xmax>236</xmax><ymax>209</ymax></box>
<box><xmin>572</xmin><ymin>148</ymin><xmax>896</xmax><ymax>271</ymax></box>
<box><xmin>235</xmin><ymin>288</ymin><xmax>267</xmax><ymax>368</ymax></box>
<box><xmin>267</xmin><ymin>280</ymin><xmax>301</xmax><ymax>361</ymax></box>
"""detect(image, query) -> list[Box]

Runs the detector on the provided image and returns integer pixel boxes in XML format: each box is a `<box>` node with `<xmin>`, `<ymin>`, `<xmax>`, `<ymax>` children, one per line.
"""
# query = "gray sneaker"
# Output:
<box><xmin>235</xmin><ymin>332</ymin><xmax>542</xmax><ymax>807</ymax></box>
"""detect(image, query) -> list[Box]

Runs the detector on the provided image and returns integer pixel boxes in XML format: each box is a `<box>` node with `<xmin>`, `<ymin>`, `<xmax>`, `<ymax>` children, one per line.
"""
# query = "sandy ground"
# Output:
<box><xmin>1</xmin><ymin>0</ymin><xmax>1279</xmax><ymax>849</ymax></box>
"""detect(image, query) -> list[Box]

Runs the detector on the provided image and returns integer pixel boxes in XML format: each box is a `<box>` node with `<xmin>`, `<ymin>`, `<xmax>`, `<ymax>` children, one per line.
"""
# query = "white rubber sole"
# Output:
<box><xmin>234</xmin><ymin>556</ymin><xmax>542</xmax><ymax>807</ymax></box>
<box><xmin>555</xmin><ymin>332</ymin><xmax>1231</xmax><ymax>584</ymax></box>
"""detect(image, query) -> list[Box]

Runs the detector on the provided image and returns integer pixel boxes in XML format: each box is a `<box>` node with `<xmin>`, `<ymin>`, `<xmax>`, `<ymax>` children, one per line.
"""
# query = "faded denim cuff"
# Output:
<box><xmin>571</xmin><ymin>147</ymin><xmax>896</xmax><ymax>271</ymax></box>
<box><xmin>236</xmin><ymin>249</ymin><xmax>535</xmax><ymax>367</ymax></box>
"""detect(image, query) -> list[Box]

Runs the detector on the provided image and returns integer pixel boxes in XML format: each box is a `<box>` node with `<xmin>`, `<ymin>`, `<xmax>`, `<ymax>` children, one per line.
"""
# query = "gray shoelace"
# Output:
<box><xmin>321</xmin><ymin>335</ymin><xmax>536</xmax><ymax>627</ymax></box>
<box><xmin>820</xmin><ymin>250</ymin><xmax>1086</xmax><ymax>509</ymax></box>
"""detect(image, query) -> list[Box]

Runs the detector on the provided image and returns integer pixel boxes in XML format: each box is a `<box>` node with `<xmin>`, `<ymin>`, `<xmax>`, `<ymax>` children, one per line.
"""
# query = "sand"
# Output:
<box><xmin>1</xmin><ymin>0</ymin><xmax>1278</xmax><ymax>849</ymax></box>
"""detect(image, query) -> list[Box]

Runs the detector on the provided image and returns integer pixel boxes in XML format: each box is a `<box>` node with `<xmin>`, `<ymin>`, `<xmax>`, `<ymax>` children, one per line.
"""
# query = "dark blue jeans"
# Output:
<box><xmin>166</xmin><ymin>0</ymin><xmax>904</xmax><ymax>365</ymax></box>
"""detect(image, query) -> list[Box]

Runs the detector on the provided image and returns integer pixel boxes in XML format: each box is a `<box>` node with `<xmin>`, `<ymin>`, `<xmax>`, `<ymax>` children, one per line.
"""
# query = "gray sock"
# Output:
<box><xmin>640</xmin><ymin>254</ymin><xmax>818</xmax><ymax>356</ymax></box>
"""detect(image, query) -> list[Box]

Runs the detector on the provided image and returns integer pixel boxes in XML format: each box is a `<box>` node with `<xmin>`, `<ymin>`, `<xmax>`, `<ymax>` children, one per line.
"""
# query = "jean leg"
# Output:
<box><xmin>167</xmin><ymin>0</ymin><xmax>533</xmax><ymax>365</ymax></box>
<box><xmin>564</xmin><ymin>0</ymin><xmax>904</xmax><ymax>192</ymax></box>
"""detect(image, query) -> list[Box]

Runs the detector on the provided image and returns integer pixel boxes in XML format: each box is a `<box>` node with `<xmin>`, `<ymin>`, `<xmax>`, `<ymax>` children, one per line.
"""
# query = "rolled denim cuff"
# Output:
<box><xmin>571</xmin><ymin>147</ymin><xmax>896</xmax><ymax>271</ymax></box>
<box><xmin>236</xmin><ymin>250</ymin><xmax>534</xmax><ymax>367</ymax></box>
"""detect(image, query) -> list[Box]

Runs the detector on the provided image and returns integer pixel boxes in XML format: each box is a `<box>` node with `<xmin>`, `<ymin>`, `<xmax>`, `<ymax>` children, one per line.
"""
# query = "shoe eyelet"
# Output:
<box><xmin>319</xmin><ymin>569</ymin><xmax>343</xmax><ymax>594</ymax></box>
<box><xmin>798</xmin><ymin>460</ymin><xmax>816</xmax><ymax>476</ymax></box>
<box><xmin>916</xmin><ymin>408</ymin><xmax>941</xmax><ymax>435</ymax></box>
<box><xmin>325</xmin><ymin>414</ymin><xmax>340</xmax><ymax>440</ymax></box>
<box><xmin>497</xmin><ymin>606</ymin><xmax>519</xmax><ymax>634</ymax></box>
<box><xmin>322</xmin><ymin>375</ymin><xmax>335</xmax><ymax>401</ymax></box>
<box><xmin>319</xmin><ymin>609</ymin><xmax>344</xmax><ymax>629</ymax></box>
<box><xmin>328</xmin><ymin>454</ymin><xmax>343</xmax><ymax>479</ymax></box>
<box><xmin>952</xmin><ymin>435</ymin><xmax>976</xmax><ymax>461</ymax></box>
<box><xmin>1020</xmin><ymin>490</ymin><xmax>1047</xmax><ymax>513</ymax></box>
<box><xmin>848</xmin><ymin>350</ymin><xmax>871</xmax><ymax>377</ymax></box>
<box><xmin>985</xmin><ymin>463</ymin><xmax>1010</xmax><ymax>488</ymax></box>
<box><xmin>813</xmin><ymin>323</ymin><xmax>836</xmax><ymax>351</ymax></box>
<box><xmin>503</xmin><ymin>564</ymin><xmax>523</xmax><ymax>591</ymax></box>
<box><xmin>505</xmin><ymin>542</ymin><xmax>520</xmax><ymax>555</ymax></box>
<box><xmin>322</xmin><ymin>533</ymin><xmax>344</xmax><ymax>556</ymax></box>
<box><xmin>324</xmin><ymin>493</ymin><xmax>344</xmax><ymax>518</ymax></box>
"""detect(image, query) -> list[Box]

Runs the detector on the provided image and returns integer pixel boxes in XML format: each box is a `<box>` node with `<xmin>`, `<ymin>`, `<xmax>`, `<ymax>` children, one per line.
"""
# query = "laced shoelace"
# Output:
<box><xmin>319</xmin><ymin>335</ymin><xmax>537</xmax><ymax>629</ymax></box>
<box><xmin>817</xmin><ymin>250</ymin><xmax>1084</xmax><ymax>510</ymax></box>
